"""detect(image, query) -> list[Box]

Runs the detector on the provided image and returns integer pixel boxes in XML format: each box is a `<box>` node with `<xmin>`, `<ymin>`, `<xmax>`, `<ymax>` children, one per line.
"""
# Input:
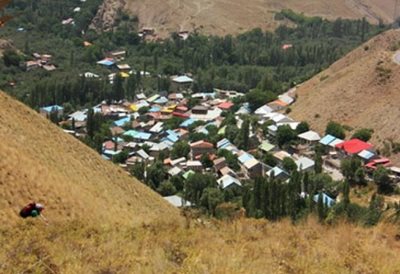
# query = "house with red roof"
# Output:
<box><xmin>335</xmin><ymin>139</ymin><xmax>374</xmax><ymax>156</ymax></box>
<box><xmin>190</xmin><ymin>140</ymin><xmax>215</xmax><ymax>158</ymax></box>
<box><xmin>217</xmin><ymin>101</ymin><xmax>234</xmax><ymax>110</ymax></box>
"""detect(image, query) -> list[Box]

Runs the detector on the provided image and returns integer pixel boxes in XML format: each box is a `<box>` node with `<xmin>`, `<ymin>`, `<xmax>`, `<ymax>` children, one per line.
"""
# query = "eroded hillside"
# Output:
<box><xmin>291</xmin><ymin>29</ymin><xmax>400</xmax><ymax>150</ymax></box>
<box><xmin>118</xmin><ymin>0</ymin><xmax>395</xmax><ymax>37</ymax></box>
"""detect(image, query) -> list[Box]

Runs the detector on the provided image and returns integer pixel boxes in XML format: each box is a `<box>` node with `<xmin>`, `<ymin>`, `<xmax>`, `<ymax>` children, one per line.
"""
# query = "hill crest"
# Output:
<box><xmin>118</xmin><ymin>0</ymin><xmax>395</xmax><ymax>37</ymax></box>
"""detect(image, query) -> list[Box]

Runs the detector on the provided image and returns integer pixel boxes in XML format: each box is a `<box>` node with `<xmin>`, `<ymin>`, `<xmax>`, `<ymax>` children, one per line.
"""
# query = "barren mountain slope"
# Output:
<box><xmin>291</xmin><ymin>29</ymin><xmax>400</xmax><ymax>147</ymax></box>
<box><xmin>121</xmin><ymin>0</ymin><xmax>394</xmax><ymax>37</ymax></box>
<box><xmin>0</xmin><ymin>91</ymin><xmax>180</xmax><ymax>227</ymax></box>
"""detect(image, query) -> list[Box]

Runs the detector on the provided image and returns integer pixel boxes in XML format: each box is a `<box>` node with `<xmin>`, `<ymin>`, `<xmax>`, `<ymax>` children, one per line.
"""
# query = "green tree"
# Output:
<box><xmin>373</xmin><ymin>167</ymin><xmax>393</xmax><ymax>194</ymax></box>
<box><xmin>276</xmin><ymin>125</ymin><xmax>296</xmax><ymax>148</ymax></box>
<box><xmin>185</xmin><ymin>173</ymin><xmax>217</xmax><ymax>205</ymax></box>
<box><xmin>113</xmin><ymin>74</ymin><xmax>125</xmax><ymax>101</ymax></box>
<box><xmin>352</xmin><ymin>128</ymin><xmax>373</xmax><ymax>142</ymax></box>
<box><xmin>200</xmin><ymin>187</ymin><xmax>224</xmax><ymax>216</ymax></box>
<box><xmin>325</xmin><ymin>121</ymin><xmax>346</xmax><ymax>139</ymax></box>
<box><xmin>235</xmin><ymin>118</ymin><xmax>250</xmax><ymax>150</ymax></box>
<box><xmin>340</xmin><ymin>157</ymin><xmax>363</xmax><ymax>185</ymax></box>
<box><xmin>314</xmin><ymin>152</ymin><xmax>323</xmax><ymax>174</ymax></box>
<box><xmin>342</xmin><ymin>180</ymin><xmax>350</xmax><ymax>211</ymax></box>
<box><xmin>245</xmin><ymin>89</ymin><xmax>277</xmax><ymax>111</ymax></box>
<box><xmin>317</xmin><ymin>193</ymin><xmax>326</xmax><ymax>222</ymax></box>
<box><xmin>158</xmin><ymin>181</ymin><xmax>177</xmax><ymax>196</ymax></box>
<box><xmin>171</xmin><ymin>141</ymin><xmax>190</xmax><ymax>159</ymax></box>
<box><xmin>130</xmin><ymin>161</ymin><xmax>145</xmax><ymax>181</ymax></box>
<box><xmin>296</xmin><ymin>121</ymin><xmax>310</xmax><ymax>134</ymax></box>
<box><xmin>200</xmin><ymin>154</ymin><xmax>213</xmax><ymax>168</ymax></box>
<box><xmin>282</xmin><ymin>157</ymin><xmax>297</xmax><ymax>173</ymax></box>
<box><xmin>3</xmin><ymin>50</ymin><xmax>21</xmax><ymax>67</ymax></box>
<box><xmin>146</xmin><ymin>161</ymin><xmax>167</xmax><ymax>189</ymax></box>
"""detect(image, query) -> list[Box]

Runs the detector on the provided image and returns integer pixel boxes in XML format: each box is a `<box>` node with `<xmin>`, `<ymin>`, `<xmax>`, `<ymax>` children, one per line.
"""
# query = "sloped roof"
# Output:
<box><xmin>173</xmin><ymin>75</ymin><xmax>193</xmax><ymax>83</ymax></box>
<box><xmin>190</xmin><ymin>140</ymin><xmax>214</xmax><ymax>148</ymax></box>
<box><xmin>298</xmin><ymin>130</ymin><xmax>321</xmax><ymax>142</ymax></box>
<box><xmin>295</xmin><ymin>157</ymin><xmax>315</xmax><ymax>171</ymax></box>
<box><xmin>259</xmin><ymin>141</ymin><xmax>275</xmax><ymax>152</ymax></box>
<box><xmin>164</xmin><ymin>195</ymin><xmax>191</xmax><ymax>207</ymax></box>
<box><xmin>336</xmin><ymin>139</ymin><xmax>373</xmax><ymax>154</ymax></box>
<box><xmin>319</xmin><ymin>134</ymin><xmax>337</xmax><ymax>146</ymax></box>
<box><xmin>217</xmin><ymin>175</ymin><xmax>242</xmax><ymax>189</ymax></box>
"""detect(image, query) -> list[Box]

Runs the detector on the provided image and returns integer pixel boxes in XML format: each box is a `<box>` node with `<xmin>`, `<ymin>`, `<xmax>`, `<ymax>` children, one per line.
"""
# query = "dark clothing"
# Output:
<box><xmin>19</xmin><ymin>203</ymin><xmax>42</xmax><ymax>218</ymax></box>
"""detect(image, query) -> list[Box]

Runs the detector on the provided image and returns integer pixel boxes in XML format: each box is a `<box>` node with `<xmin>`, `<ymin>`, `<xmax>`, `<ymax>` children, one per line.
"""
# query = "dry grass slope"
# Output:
<box><xmin>1</xmin><ymin>91</ymin><xmax>400</xmax><ymax>272</ymax></box>
<box><xmin>124</xmin><ymin>0</ymin><xmax>394</xmax><ymax>37</ymax></box>
<box><xmin>0</xmin><ymin>91</ymin><xmax>181</xmax><ymax>227</ymax></box>
<box><xmin>291</xmin><ymin>29</ymin><xmax>400</xmax><ymax>151</ymax></box>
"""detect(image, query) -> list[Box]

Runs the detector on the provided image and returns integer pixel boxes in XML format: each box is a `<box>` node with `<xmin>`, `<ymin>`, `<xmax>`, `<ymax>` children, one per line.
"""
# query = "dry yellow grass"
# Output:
<box><xmin>2</xmin><ymin>217</ymin><xmax>400</xmax><ymax>273</ymax></box>
<box><xmin>2</xmin><ymin>91</ymin><xmax>400</xmax><ymax>273</ymax></box>
<box><xmin>0</xmin><ymin>91</ymin><xmax>181</xmax><ymax>227</ymax></box>
<box><xmin>124</xmin><ymin>0</ymin><xmax>395</xmax><ymax>37</ymax></box>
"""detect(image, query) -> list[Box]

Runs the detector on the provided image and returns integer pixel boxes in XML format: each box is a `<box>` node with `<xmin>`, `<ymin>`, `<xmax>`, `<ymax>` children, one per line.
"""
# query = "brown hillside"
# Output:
<box><xmin>1</xmin><ymin>91</ymin><xmax>400</xmax><ymax>272</ymax></box>
<box><xmin>121</xmin><ymin>0</ymin><xmax>394</xmax><ymax>37</ymax></box>
<box><xmin>0</xmin><ymin>91</ymin><xmax>181</xmax><ymax>227</ymax></box>
<box><xmin>291</xmin><ymin>29</ymin><xmax>400</xmax><ymax>150</ymax></box>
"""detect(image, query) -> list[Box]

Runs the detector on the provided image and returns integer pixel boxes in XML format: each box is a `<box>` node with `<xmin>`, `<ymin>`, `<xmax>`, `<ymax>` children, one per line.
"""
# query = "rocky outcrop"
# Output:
<box><xmin>89</xmin><ymin>0</ymin><xmax>125</xmax><ymax>32</ymax></box>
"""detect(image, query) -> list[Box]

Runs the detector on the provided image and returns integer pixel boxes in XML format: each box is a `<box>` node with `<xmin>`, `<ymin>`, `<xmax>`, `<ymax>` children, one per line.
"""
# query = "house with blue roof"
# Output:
<box><xmin>238</xmin><ymin>152</ymin><xmax>254</xmax><ymax>165</ymax></box>
<box><xmin>154</xmin><ymin>96</ymin><xmax>168</xmax><ymax>104</ymax></box>
<box><xmin>97</xmin><ymin>58</ymin><xmax>115</xmax><ymax>67</ymax></box>
<box><xmin>313</xmin><ymin>193</ymin><xmax>335</xmax><ymax>208</ymax></box>
<box><xmin>180</xmin><ymin>118</ymin><xmax>197</xmax><ymax>128</ymax></box>
<box><xmin>149</xmin><ymin>106</ymin><xmax>161</xmax><ymax>112</ymax></box>
<box><xmin>217</xmin><ymin>138</ymin><xmax>231</xmax><ymax>149</ymax></box>
<box><xmin>162</xmin><ymin>130</ymin><xmax>180</xmax><ymax>143</ymax></box>
<box><xmin>266</xmin><ymin>166</ymin><xmax>289</xmax><ymax>181</ymax></box>
<box><xmin>124</xmin><ymin>130</ymin><xmax>152</xmax><ymax>141</ymax></box>
<box><xmin>40</xmin><ymin>105</ymin><xmax>64</xmax><ymax>117</ymax></box>
<box><xmin>113</xmin><ymin>116</ymin><xmax>131</xmax><ymax>127</ymax></box>
<box><xmin>319</xmin><ymin>134</ymin><xmax>337</xmax><ymax>146</ymax></box>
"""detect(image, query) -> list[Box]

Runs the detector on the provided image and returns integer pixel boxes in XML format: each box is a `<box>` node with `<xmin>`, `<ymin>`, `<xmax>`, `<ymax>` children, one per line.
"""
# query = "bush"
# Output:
<box><xmin>3</xmin><ymin>50</ymin><xmax>21</xmax><ymax>67</ymax></box>
<box><xmin>325</xmin><ymin>121</ymin><xmax>345</xmax><ymax>139</ymax></box>
<box><xmin>352</xmin><ymin>128</ymin><xmax>373</xmax><ymax>142</ymax></box>
<box><xmin>158</xmin><ymin>181</ymin><xmax>177</xmax><ymax>196</ymax></box>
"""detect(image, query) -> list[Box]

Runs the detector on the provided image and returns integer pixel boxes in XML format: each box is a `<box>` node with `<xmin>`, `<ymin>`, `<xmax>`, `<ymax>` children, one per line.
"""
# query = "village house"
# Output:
<box><xmin>213</xmin><ymin>157</ymin><xmax>227</xmax><ymax>172</ymax></box>
<box><xmin>335</xmin><ymin>139</ymin><xmax>374</xmax><ymax>158</ymax></box>
<box><xmin>40</xmin><ymin>105</ymin><xmax>64</xmax><ymax>117</ymax></box>
<box><xmin>171</xmin><ymin>75</ymin><xmax>193</xmax><ymax>91</ymax></box>
<box><xmin>164</xmin><ymin>195</ymin><xmax>191</xmax><ymax>207</ymax></box>
<box><xmin>190</xmin><ymin>140</ymin><xmax>215</xmax><ymax>158</ymax></box>
<box><xmin>217</xmin><ymin>174</ymin><xmax>242</xmax><ymax>190</ymax></box>
<box><xmin>266</xmin><ymin>166</ymin><xmax>290</xmax><ymax>181</ymax></box>
<box><xmin>185</xmin><ymin>160</ymin><xmax>203</xmax><ymax>172</ymax></box>
<box><xmin>109</xmin><ymin>50</ymin><xmax>126</xmax><ymax>61</ymax></box>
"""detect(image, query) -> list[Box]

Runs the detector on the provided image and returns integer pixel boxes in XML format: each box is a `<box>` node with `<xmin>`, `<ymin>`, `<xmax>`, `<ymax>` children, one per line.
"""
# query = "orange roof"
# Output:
<box><xmin>271</xmin><ymin>100</ymin><xmax>288</xmax><ymax>107</ymax></box>
<box><xmin>164</xmin><ymin>158</ymin><xmax>171</xmax><ymax>165</ymax></box>
<box><xmin>217</xmin><ymin>101</ymin><xmax>234</xmax><ymax>110</ymax></box>
<box><xmin>190</xmin><ymin>140</ymin><xmax>214</xmax><ymax>148</ymax></box>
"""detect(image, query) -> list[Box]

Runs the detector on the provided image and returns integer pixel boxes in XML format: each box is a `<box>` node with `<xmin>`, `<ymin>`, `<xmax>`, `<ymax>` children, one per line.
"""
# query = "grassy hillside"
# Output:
<box><xmin>122</xmin><ymin>0</ymin><xmax>394</xmax><ymax>37</ymax></box>
<box><xmin>0</xmin><ymin>90</ymin><xmax>181</xmax><ymax>228</ymax></box>
<box><xmin>1</xmin><ymin>91</ymin><xmax>400</xmax><ymax>272</ymax></box>
<box><xmin>291</xmin><ymin>29</ymin><xmax>400</xmax><ymax>159</ymax></box>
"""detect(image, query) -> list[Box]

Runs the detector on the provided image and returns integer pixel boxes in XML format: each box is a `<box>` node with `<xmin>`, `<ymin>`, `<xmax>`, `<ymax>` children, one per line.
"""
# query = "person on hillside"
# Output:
<box><xmin>19</xmin><ymin>202</ymin><xmax>48</xmax><ymax>223</ymax></box>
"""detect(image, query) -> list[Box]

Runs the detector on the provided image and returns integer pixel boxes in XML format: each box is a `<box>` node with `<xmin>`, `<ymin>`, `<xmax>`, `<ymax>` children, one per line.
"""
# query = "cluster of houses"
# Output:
<box><xmin>25</xmin><ymin>53</ymin><xmax>57</xmax><ymax>72</ymax></box>
<box><xmin>39</xmin><ymin>82</ymin><xmax>400</xmax><ymax>207</ymax></box>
